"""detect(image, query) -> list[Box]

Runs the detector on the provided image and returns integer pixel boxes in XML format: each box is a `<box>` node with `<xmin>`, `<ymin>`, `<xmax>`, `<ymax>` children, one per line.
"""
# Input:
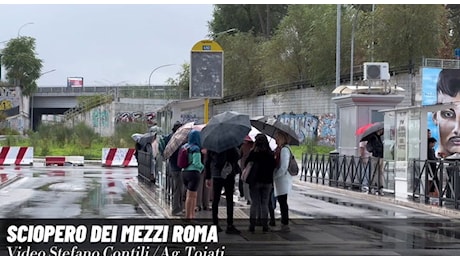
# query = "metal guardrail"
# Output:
<box><xmin>423</xmin><ymin>58</ymin><xmax>460</xmax><ymax>69</ymax></box>
<box><xmin>35</xmin><ymin>85</ymin><xmax>189</xmax><ymax>100</ymax></box>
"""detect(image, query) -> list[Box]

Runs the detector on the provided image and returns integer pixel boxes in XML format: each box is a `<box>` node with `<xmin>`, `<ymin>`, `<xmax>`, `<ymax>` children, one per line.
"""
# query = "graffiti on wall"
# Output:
<box><xmin>92</xmin><ymin>109</ymin><xmax>109</xmax><ymax>128</ymax></box>
<box><xmin>180</xmin><ymin>113</ymin><xmax>199</xmax><ymax>123</ymax></box>
<box><xmin>0</xmin><ymin>87</ymin><xmax>20</xmax><ymax>117</ymax></box>
<box><xmin>6</xmin><ymin>117</ymin><xmax>24</xmax><ymax>134</ymax></box>
<box><xmin>278</xmin><ymin>113</ymin><xmax>318</xmax><ymax>143</ymax></box>
<box><xmin>276</xmin><ymin>112</ymin><xmax>336</xmax><ymax>146</ymax></box>
<box><xmin>115</xmin><ymin>111</ymin><xmax>156</xmax><ymax>125</ymax></box>
<box><xmin>317</xmin><ymin>113</ymin><xmax>336</xmax><ymax>146</ymax></box>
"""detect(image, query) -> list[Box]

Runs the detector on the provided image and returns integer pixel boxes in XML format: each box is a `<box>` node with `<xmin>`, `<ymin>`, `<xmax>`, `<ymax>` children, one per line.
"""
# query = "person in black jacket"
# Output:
<box><xmin>205</xmin><ymin>147</ymin><xmax>241</xmax><ymax>234</ymax></box>
<box><xmin>164</xmin><ymin>121</ymin><xmax>184</xmax><ymax>216</ymax></box>
<box><xmin>244</xmin><ymin>134</ymin><xmax>276</xmax><ymax>232</ymax></box>
<box><xmin>427</xmin><ymin>137</ymin><xmax>439</xmax><ymax>196</ymax></box>
<box><xmin>366</xmin><ymin>128</ymin><xmax>384</xmax><ymax>196</ymax></box>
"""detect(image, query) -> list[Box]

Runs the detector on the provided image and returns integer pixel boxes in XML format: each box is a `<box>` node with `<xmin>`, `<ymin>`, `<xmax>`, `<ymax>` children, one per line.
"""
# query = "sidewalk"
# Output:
<box><xmin>129</xmin><ymin>176</ymin><xmax>460</xmax><ymax>255</ymax></box>
<box><xmin>297</xmin><ymin>179</ymin><xmax>460</xmax><ymax>219</ymax></box>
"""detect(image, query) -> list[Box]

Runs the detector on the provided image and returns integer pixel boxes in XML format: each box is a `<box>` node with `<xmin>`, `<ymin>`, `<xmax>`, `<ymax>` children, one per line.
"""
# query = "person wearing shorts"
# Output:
<box><xmin>181</xmin><ymin>130</ymin><xmax>204</xmax><ymax>220</ymax></box>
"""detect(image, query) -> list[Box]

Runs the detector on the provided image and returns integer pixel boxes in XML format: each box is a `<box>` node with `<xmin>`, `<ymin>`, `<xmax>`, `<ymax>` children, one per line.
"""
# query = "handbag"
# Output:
<box><xmin>241</xmin><ymin>162</ymin><xmax>254</xmax><ymax>183</ymax></box>
<box><xmin>285</xmin><ymin>145</ymin><xmax>299</xmax><ymax>176</ymax></box>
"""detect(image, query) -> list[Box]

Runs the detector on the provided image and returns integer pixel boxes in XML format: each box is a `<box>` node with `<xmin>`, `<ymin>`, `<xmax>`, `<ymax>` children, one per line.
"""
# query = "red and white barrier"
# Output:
<box><xmin>102</xmin><ymin>148</ymin><xmax>137</xmax><ymax>167</ymax></box>
<box><xmin>0</xmin><ymin>147</ymin><xmax>34</xmax><ymax>166</ymax></box>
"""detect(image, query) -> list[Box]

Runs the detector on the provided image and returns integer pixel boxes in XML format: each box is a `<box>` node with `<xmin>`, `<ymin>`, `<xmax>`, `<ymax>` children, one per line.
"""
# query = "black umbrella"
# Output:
<box><xmin>135</xmin><ymin>132</ymin><xmax>156</xmax><ymax>151</ymax></box>
<box><xmin>201</xmin><ymin>111</ymin><xmax>251</xmax><ymax>153</ymax></box>
<box><xmin>251</xmin><ymin>116</ymin><xmax>300</xmax><ymax>145</ymax></box>
<box><xmin>359</xmin><ymin>121</ymin><xmax>384</xmax><ymax>142</ymax></box>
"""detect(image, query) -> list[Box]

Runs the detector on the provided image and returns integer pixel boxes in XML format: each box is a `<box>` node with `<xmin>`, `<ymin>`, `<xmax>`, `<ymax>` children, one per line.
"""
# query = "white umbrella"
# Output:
<box><xmin>247</xmin><ymin>126</ymin><xmax>277</xmax><ymax>151</ymax></box>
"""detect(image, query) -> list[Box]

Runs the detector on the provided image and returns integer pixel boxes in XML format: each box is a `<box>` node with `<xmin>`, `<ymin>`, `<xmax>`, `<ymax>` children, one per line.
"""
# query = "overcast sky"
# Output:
<box><xmin>0</xmin><ymin>4</ymin><xmax>214</xmax><ymax>87</ymax></box>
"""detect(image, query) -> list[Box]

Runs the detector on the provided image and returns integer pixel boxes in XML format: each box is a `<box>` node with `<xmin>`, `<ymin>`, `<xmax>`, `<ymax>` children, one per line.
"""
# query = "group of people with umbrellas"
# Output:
<box><xmin>156</xmin><ymin>110</ymin><xmax>300</xmax><ymax>233</ymax></box>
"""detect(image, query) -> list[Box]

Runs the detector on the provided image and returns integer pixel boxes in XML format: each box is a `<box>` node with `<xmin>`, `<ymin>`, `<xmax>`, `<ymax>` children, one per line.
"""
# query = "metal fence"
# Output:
<box><xmin>137</xmin><ymin>151</ymin><xmax>155</xmax><ymax>183</ymax></box>
<box><xmin>300</xmin><ymin>153</ymin><xmax>394</xmax><ymax>193</ymax></box>
<box><xmin>412</xmin><ymin>158</ymin><xmax>460</xmax><ymax>209</ymax></box>
<box><xmin>137</xmin><ymin>149</ymin><xmax>460</xmax><ymax>211</ymax></box>
<box><xmin>301</xmin><ymin>152</ymin><xmax>460</xmax><ymax>209</ymax></box>
<box><xmin>136</xmin><ymin>150</ymin><xmax>173</xmax><ymax>203</ymax></box>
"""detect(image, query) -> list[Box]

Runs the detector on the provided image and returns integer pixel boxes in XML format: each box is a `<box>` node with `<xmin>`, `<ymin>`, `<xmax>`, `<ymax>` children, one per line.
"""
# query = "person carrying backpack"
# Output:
<box><xmin>181</xmin><ymin>129</ymin><xmax>204</xmax><ymax>220</ymax></box>
<box><xmin>205</xmin><ymin>147</ymin><xmax>241</xmax><ymax>234</ymax></box>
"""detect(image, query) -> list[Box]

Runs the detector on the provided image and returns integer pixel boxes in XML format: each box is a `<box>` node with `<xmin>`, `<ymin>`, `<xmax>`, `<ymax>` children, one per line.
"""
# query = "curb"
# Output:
<box><xmin>296</xmin><ymin>180</ymin><xmax>460</xmax><ymax>219</ymax></box>
<box><xmin>126</xmin><ymin>179</ymin><xmax>170</xmax><ymax>218</ymax></box>
<box><xmin>32</xmin><ymin>158</ymin><xmax>102</xmax><ymax>166</ymax></box>
<box><xmin>0</xmin><ymin>175</ymin><xmax>23</xmax><ymax>189</ymax></box>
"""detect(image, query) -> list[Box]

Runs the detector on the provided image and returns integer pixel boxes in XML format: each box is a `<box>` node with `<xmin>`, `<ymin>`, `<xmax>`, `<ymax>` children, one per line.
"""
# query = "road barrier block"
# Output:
<box><xmin>65</xmin><ymin>156</ymin><xmax>85</xmax><ymax>166</ymax></box>
<box><xmin>102</xmin><ymin>148</ymin><xmax>137</xmax><ymax>167</ymax></box>
<box><xmin>45</xmin><ymin>156</ymin><xmax>66</xmax><ymax>166</ymax></box>
<box><xmin>0</xmin><ymin>146</ymin><xmax>34</xmax><ymax>166</ymax></box>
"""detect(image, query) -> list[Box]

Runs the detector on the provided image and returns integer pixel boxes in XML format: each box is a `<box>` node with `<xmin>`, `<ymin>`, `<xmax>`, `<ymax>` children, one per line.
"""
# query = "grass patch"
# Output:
<box><xmin>290</xmin><ymin>138</ymin><xmax>335</xmax><ymax>160</ymax></box>
<box><xmin>0</xmin><ymin>122</ymin><xmax>147</xmax><ymax>160</ymax></box>
<box><xmin>0</xmin><ymin>123</ymin><xmax>335</xmax><ymax>161</ymax></box>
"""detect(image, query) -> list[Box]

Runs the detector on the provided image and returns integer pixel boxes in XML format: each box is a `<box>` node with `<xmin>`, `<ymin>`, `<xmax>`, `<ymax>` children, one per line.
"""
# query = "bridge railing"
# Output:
<box><xmin>64</xmin><ymin>94</ymin><xmax>114</xmax><ymax>120</ymax></box>
<box><xmin>35</xmin><ymin>86</ymin><xmax>189</xmax><ymax>100</ymax></box>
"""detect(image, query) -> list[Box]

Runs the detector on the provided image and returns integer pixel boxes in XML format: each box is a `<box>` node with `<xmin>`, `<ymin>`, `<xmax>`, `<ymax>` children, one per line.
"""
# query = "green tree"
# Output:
<box><xmin>1</xmin><ymin>36</ymin><xmax>43</xmax><ymax>132</ymax></box>
<box><xmin>261</xmin><ymin>5</ymin><xmax>340</xmax><ymax>87</ymax></box>
<box><xmin>1</xmin><ymin>36</ymin><xmax>43</xmax><ymax>96</ymax></box>
<box><xmin>166</xmin><ymin>63</ymin><xmax>190</xmax><ymax>93</ymax></box>
<box><xmin>364</xmin><ymin>5</ymin><xmax>446</xmax><ymax>69</ymax></box>
<box><xmin>210</xmin><ymin>4</ymin><xmax>289</xmax><ymax>38</ymax></box>
<box><xmin>215</xmin><ymin>31</ymin><xmax>265</xmax><ymax>96</ymax></box>
<box><xmin>446</xmin><ymin>4</ymin><xmax>460</xmax><ymax>57</ymax></box>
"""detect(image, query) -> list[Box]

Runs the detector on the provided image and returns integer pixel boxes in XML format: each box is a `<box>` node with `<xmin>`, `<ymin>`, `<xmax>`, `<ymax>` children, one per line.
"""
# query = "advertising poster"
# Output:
<box><xmin>421</xmin><ymin>67</ymin><xmax>460</xmax><ymax>158</ymax></box>
<box><xmin>67</xmin><ymin>77</ymin><xmax>84</xmax><ymax>88</ymax></box>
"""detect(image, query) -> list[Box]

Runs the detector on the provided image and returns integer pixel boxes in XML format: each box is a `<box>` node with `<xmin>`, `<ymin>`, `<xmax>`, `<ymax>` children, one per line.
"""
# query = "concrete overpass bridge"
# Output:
<box><xmin>31</xmin><ymin>85</ymin><xmax>186</xmax><ymax>130</ymax></box>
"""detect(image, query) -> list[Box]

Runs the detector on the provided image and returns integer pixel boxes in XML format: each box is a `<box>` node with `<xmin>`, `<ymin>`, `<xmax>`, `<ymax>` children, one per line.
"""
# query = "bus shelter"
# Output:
<box><xmin>380</xmin><ymin>103</ymin><xmax>454</xmax><ymax>201</ymax></box>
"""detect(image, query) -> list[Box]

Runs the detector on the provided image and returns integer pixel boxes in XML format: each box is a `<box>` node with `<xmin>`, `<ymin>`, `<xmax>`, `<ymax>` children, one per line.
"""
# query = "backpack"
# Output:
<box><xmin>366</xmin><ymin>141</ymin><xmax>374</xmax><ymax>153</ymax></box>
<box><xmin>285</xmin><ymin>146</ymin><xmax>299</xmax><ymax>176</ymax></box>
<box><xmin>220</xmin><ymin>161</ymin><xmax>233</xmax><ymax>179</ymax></box>
<box><xmin>157</xmin><ymin>134</ymin><xmax>167</xmax><ymax>157</ymax></box>
<box><xmin>177</xmin><ymin>144</ymin><xmax>190</xmax><ymax>169</ymax></box>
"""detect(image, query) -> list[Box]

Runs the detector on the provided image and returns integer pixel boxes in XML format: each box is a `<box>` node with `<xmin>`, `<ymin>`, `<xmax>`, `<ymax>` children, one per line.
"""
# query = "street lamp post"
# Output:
<box><xmin>17</xmin><ymin>22</ymin><xmax>34</xmax><ymax>37</ymax></box>
<box><xmin>148</xmin><ymin>64</ymin><xmax>177</xmax><ymax>99</ymax></box>
<box><xmin>350</xmin><ymin>11</ymin><xmax>358</xmax><ymax>85</ymax></box>
<box><xmin>31</xmin><ymin>69</ymin><xmax>56</xmax><ymax>130</ymax></box>
<box><xmin>148</xmin><ymin>64</ymin><xmax>176</xmax><ymax>87</ymax></box>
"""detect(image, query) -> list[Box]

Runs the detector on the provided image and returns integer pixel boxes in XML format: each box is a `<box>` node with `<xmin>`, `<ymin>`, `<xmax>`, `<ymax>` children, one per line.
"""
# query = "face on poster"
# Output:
<box><xmin>423</xmin><ymin>68</ymin><xmax>460</xmax><ymax>158</ymax></box>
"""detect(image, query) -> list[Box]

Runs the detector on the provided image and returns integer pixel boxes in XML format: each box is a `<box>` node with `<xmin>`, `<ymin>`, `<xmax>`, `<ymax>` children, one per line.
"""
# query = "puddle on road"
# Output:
<box><xmin>4</xmin><ymin>170</ymin><xmax>145</xmax><ymax>218</ymax></box>
<box><xmin>298</xmin><ymin>193</ymin><xmax>397</xmax><ymax>216</ymax></box>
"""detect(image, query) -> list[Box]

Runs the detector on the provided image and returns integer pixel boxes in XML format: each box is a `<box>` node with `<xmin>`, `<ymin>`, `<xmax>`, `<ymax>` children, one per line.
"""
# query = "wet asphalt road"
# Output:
<box><xmin>1</xmin><ymin>165</ymin><xmax>460</xmax><ymax>255</ymax></box>
<box><xmin>0</xmin><ymin>165</ymin><xmax>145</xmax><ymax>218</ymax></box>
